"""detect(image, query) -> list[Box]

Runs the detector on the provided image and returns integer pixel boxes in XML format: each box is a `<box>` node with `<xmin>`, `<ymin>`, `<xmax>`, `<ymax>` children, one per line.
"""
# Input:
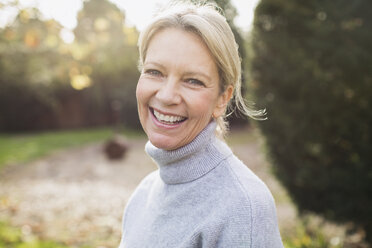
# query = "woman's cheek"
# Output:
<box><xmin>185</xmin><ymin>91</ymin><xmax>216</xmax><ymax>117</ymax></box>
<box><xmin>136</xmin><ymin>79</ymin><xmax>149</xmax><ymax>102</ymax></box>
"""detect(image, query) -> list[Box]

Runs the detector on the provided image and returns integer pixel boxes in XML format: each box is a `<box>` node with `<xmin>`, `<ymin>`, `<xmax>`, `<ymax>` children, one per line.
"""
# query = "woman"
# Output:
<box><xmin>119</xmin><ymin>1</ymin><xmax>283</xmax><ymax>247</ymax></box>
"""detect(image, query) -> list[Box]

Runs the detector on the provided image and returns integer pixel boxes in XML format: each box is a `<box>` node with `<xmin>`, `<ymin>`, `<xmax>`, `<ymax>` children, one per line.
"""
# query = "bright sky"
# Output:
<box><xmin>0</xmin><ymin>0</ymin><xmax>259</xmax><ymax>41</ymax></box>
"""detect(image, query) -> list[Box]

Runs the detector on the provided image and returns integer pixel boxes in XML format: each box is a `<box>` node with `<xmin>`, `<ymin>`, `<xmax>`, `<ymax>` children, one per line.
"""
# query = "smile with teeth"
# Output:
<box><xmin>152</xmin><ymin>108</ymin><xmax>187</xmax><ymax>124</ymax></box>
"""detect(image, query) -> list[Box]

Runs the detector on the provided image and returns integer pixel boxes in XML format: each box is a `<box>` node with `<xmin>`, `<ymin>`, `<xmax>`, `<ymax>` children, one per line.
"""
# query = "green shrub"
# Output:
<box><xmin>0</xmin><ymin>221</ymin><xmax>22</xmax><ymax>246</ymax></box>
<box><xmin>283</xmin><ymin>221</ymin><xmax>340</xmax><ymax>248</ymax></box>
<box><xmin>251</xmin><ymin>0</ymin><xmax>372</xmax><ymax>243</ymax></box>
<box><xmin>0</xmin><ymin>221</ymin><xmax>71</xmax><ymax>248</ymax></box>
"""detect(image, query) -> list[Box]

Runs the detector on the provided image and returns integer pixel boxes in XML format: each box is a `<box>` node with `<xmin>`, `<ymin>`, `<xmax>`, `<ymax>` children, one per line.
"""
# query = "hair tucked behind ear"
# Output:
<box><xmin>138</xmin><ymin>0</ymin><xmax>266</xmax><ymax>138</ymax></box>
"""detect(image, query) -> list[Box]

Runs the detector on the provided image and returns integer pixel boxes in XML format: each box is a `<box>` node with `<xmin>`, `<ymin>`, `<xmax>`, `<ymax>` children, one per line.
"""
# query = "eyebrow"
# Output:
<box><xmin>144</xmin><ymin>61</ymin><xmax>212</xmax><ymax>82</ymax></box>
<box><xmin>143</xmin><ymin>61</ymin><xmax>166</xmax><ymax>70</ymax></box>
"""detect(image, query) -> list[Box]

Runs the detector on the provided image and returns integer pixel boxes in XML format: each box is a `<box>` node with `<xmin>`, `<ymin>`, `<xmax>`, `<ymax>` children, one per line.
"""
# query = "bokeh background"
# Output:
<box><xmin>0</xmin><ymin>0</ymin><xmax>371</xmax><ymax>247</ymax></box>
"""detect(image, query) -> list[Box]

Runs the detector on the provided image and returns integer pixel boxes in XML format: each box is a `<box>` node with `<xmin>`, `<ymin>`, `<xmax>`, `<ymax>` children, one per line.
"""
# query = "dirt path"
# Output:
<box><xmin>0</xmin><ymin>130</ymin><xmax>297</xmax><ymax>247</ymax></box>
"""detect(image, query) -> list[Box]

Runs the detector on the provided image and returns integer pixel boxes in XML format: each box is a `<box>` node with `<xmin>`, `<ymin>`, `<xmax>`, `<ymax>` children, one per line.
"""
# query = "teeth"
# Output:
<box><xmin>153</xmin><ymin>109</ymin><xmax>185</xmax><ymax>124</ymax></box>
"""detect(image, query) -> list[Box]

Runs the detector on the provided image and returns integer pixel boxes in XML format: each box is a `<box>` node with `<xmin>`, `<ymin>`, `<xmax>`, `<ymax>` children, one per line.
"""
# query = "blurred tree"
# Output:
<box><xmin>0</xmin><ymin>0</ymin><xmax>141</xmax><ymax>131</ymax></box>
<box><xmin>73</xmin><ymin>0</ymin><xmax>140</xmax><ymax>128</ymax></box>
<box><xmin>251</xmin><ymin>0</ymin><xmax>372</xmax><ymax>243</ymax></box>
<box><xmin>0</xmin><ymin>7</ymin><xmax>66</xmax><ymax>131</ymax></box>
<box><xmin>74</xmin><ymin>0</ymin><xmax>125</xmax><ymax>44</ymax></box>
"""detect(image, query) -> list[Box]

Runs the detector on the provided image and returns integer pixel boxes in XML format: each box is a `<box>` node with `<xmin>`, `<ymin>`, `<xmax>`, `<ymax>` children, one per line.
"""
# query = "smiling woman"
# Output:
<box><xmin>137</xmin><ymin>27</ymin><xmax>229</xmax><ymax>150</ymax></box>
<box><xmin>118</xmin><ymin>1</ymin><xmax>283</xmax><ymax>247</ymax></box>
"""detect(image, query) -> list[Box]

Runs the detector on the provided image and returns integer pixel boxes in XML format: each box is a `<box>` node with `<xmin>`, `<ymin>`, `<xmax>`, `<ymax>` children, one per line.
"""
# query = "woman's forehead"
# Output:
<box><xmin>145</xmin><ymin>28</ymin><xmax>218</xmax><ymax>74</ymax></box>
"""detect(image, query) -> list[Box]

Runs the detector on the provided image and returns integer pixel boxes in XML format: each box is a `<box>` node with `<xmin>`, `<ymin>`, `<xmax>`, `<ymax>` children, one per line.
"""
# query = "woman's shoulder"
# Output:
<box><xmin>225</xmin><ymin>154</ymin><xmax>274</xmax><ymax>200</ymax></box>
<box><xmin>196</xmin><ymin>153</ymin><xmax>283</xmax><ymax>247</ymax></box>
<box><xmin>211</xmin><ymin>154</ymin><xmax>278</xmax><ymax>221</ymax></box>
<box><xmin>212</xmin><ymin>138</ymin><xmax>274</xmax><ymax>199</ymax></box>
<box><xmin>122</xmin><ymin>170</ymin><xmax>159</xmax><ymax>217</ymax></box>
<box><xmin>135</xmin><ymin>170</ymin><xmax>159</xmax><ymax>191</ymax></box>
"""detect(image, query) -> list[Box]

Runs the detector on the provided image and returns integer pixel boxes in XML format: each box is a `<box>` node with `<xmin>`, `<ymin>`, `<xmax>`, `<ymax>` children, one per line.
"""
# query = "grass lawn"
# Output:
<box><xmin>0</xmin><ymin>221</ymin><xmax>73</xmax><ymax>248</ymax></box>
<box><xmin>0</xmin><ymin>127</ymin><xmax>143</xmax><ymax>171</ymax></box>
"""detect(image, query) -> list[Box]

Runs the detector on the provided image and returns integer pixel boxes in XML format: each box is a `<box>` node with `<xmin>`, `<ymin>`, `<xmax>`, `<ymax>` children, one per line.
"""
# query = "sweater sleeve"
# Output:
<box><xmin>221</xmin><ymin>156</ymin><xmax>284</xmax><ymax>248</ymax></box>
<box><xmin>250</xmin><ymin>189</ymin><xmax>283</xmax><ymax>248</ymax></box>
<box><xmin>208</xmin><ymin>195</ymin><xmax>282</xmax><ymax>248</ymax></box>
<box><xmin>209</xmin><ymin>186</ymin><xmax>283</xmax><ymax>248</ymax></box>
<box><xmin>118</xmin><ymin>171</ymin><xmax>158</xmax><ymax>248</ymax></box>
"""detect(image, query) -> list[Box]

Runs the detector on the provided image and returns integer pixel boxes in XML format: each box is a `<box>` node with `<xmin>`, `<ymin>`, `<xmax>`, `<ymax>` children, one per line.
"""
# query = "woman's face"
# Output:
<box><xmin>136</xmin><ymin>28</ymin><xmax>231</xmax><ymax>150</ymax></box>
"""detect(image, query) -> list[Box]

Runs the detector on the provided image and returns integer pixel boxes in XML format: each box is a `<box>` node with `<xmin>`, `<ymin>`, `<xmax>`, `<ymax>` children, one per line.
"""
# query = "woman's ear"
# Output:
<box><xmin>213</xmin><ymin>85</ymin><xmax>234</xmax><ymax>118</ymax></box>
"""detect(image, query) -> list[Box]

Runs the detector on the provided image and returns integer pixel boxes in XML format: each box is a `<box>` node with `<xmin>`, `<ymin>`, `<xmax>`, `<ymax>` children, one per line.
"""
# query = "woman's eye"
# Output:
<box><xmin>186</xmin><ymin>79</ymin><xmax>205</xmax><ymax>87</ymax></box>
<box><xmin>144</xmin><ymin>69</ymin><xmax>162</xmax><ymax>77</ymax></box>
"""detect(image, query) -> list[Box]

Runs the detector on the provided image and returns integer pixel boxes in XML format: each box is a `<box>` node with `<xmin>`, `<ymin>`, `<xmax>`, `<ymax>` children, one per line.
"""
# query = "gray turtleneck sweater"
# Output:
<box><xmin>119</xmin><ymin>122</ymin><xmax>283</xmax><ymax>248</ymax></box>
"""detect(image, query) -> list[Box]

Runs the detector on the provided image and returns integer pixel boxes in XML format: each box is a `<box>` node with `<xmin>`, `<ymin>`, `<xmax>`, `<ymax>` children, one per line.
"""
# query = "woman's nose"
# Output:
<box><xmin>155</xmin><ymin>77</ymin><xmax>182</xmax><ymax>105</ymax></box>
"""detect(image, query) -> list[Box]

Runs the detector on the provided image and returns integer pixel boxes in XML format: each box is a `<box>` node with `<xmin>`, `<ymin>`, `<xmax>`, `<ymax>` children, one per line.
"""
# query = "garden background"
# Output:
<box><xmin>0</xmin><ymin>0</ymin><xmax>371</xmax><ymax>247</ymax></box>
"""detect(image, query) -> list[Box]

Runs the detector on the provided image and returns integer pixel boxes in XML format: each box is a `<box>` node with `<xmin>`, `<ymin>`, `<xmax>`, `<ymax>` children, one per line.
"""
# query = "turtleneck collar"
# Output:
<box><xmin>145</xmin><ymin>121</ymin><xmax>232</xmax><ymax>184</ymax></box>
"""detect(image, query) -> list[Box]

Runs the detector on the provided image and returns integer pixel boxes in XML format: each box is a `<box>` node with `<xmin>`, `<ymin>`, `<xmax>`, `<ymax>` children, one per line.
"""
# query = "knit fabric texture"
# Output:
<box><xmin>119</xmin><ymin>121</ymin><xmax>283</xmax><ymax>248</ymax></box>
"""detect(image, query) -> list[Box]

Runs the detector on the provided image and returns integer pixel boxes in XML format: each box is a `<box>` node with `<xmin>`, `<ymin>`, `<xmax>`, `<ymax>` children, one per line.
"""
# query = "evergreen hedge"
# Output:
<box><xmin>251</xmin><ymin>0</ymin><xmax>372</xmax><ymax>242</ymax></box>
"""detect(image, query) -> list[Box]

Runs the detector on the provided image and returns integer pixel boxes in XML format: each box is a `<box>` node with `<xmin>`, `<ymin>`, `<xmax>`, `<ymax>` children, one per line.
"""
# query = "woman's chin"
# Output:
<box><xmin>148</xmin><ymin>134</ymin><xmax>179</xmax><ymax>151</ymax></box>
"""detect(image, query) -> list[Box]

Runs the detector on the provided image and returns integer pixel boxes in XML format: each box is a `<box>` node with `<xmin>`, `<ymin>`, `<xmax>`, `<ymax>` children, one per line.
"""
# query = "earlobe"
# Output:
<box><xmin>213</xmin><ymin>85</ymin><xmax>234</xmax><ymax>118</ymax></box>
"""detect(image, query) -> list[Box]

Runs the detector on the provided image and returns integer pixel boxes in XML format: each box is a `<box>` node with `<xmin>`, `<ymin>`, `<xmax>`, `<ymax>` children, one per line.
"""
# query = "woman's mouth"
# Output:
<box><xmin>150</xmin><ymin>107</ymin><xmax>187</xmax><ymax>125</ymax></box>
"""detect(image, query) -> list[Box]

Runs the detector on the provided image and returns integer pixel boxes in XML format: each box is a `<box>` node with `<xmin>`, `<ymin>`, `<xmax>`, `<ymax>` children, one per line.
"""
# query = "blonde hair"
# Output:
<box><xmin>137</xmin><ymin>1</ymin><xmax>265</xmax><ymax>137</ymax></box>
